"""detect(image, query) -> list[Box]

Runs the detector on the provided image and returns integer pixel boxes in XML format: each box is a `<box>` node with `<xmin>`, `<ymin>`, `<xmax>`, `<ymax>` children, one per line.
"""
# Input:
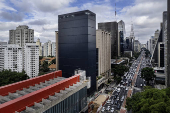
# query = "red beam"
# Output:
<box><xmin>0</xmin><ymin>71</ymin><xmax>62</xmax><ymax>96</ymax></box>
<box><xmin>0</xmin><ymin>74</ymin><xmax>80</xmax><ymax>113</ymax></box>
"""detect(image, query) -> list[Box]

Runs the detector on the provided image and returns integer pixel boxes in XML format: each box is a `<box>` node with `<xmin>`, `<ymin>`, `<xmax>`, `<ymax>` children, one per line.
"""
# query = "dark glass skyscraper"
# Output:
<box><xmin>58</xmin><ymin>10</ymin><xmax>96</xmax><ymax>95</ymax></box>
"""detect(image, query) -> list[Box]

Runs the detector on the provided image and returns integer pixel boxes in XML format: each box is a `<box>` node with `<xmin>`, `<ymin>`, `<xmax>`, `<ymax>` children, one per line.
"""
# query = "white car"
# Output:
<box><xmin>126</xmin><ymin>87</ymin><xmax>128</xmax><ymax>91</ymax></box>
<box><xmin>110</xmin><ymin>107</ymin><xmax>114</xmax><ymax>112</ymax></box>
<box><xmin>140</xmin><ymin>84</ymin><xmax>143</xmax><ymax>87</ymax></box>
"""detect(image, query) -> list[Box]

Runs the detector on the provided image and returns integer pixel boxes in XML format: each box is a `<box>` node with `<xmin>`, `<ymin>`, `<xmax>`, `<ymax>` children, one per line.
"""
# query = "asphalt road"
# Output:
<box><xmin>101</xmin><ymin>50</ymin><xmax>152</xmax><ymax>113</ymax></box>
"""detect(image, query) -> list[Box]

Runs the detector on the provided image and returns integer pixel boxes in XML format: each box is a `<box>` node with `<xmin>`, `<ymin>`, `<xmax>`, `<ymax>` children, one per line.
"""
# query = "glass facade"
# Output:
<box><xmin>58</xmin><ymin>10</ymin><xmax>96</xmax><ymax>95</ymax></box>
<box><xmin>44</xmin><ymin>86</ymin><xmax>87</xmax><ymax>113</ymax></box>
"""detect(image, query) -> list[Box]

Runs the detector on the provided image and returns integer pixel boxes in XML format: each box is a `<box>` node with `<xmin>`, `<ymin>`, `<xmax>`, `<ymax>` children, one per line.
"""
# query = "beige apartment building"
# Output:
<box><xmin>96</xmin><ymin>29</ymin><xmax>111</xmax><ymax>90</ymax></box>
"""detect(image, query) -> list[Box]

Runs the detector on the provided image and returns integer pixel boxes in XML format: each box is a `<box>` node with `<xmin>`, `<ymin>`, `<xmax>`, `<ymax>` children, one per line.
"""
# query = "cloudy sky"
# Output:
<box><xmin>0</xmin><ymin>0</ymin><xmax>167</xmax><ymax>44</ymax></box>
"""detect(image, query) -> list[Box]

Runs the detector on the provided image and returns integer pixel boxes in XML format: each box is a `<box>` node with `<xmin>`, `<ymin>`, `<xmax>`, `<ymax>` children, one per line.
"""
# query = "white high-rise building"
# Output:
<box><xmin>9</xmin><ymin>25</ymin><xmax>34</xmax><ymax>47</ymax></box>
<box><xmin>0</xmin><ymin>42</ymin><xmax>7</xmax><ymax>71</ymax></box>
<box><xmin>0</xmin><ymin>43</ymin><xmax>23</xmax><ymax>72</ymax></box>
<box><xmin>24</xmin><ymin>43</ymin><xmax>39</xmax><ymax>78</ymax></box>
<box><xmin>43</xmin><ymin>40</ymin><xmax>52</xmax><ymax>57</ymax></box>
<box><xmin>51</xmin><ymin>42</ymin><xmax>56</xmax><ymax>56</ymax></box>
<box><xmin>36</xmin><ymin>38</ymin><xmax>42</xmax><ymax>56</ymax></box>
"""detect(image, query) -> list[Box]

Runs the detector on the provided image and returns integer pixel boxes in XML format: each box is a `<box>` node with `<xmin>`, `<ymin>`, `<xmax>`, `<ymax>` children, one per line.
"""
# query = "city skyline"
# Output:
<box><xmin>0</xmin><ymin>0</ymin><xmax>167</xmax><ymax>44</ymax></box>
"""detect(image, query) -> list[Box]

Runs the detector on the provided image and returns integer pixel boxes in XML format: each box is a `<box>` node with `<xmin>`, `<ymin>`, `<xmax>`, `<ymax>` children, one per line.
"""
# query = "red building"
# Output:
<box><xmin>0</xmin><ymin>70</ymin><xmax>87</xmax><ymax>113</ymax></box>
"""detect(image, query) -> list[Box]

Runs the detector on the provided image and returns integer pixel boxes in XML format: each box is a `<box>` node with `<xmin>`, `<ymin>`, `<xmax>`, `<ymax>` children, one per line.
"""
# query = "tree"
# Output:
<box><xmin>126</xmin><ymin>87</ymin><xmax>170</xmax><ymax>113</ymax></box>
<box><xmin>41</xmin><ymin>61</ymin><xmax>49</xmax><ymax>72</ymax></box>
<box><xmin>51</xmin><ymin>58</ymin><xmax>56</xmax><ymax>64</ymax></box>
<box><xmin>39</xmin><ymin>56</ymin><xmax>43</xmax><ymax>60</ymax></box>
<box><xmin>133</xmin><ymin>52</ymin><xmax>141</xmax><ymax>59</ymax></box>
<box><xmin>111</xmin><ymin>65</ymin><xmax>129</xmax><ymax>77</ymax></box>
<box><xmin>141</xmin><ymin>67</ymin><xmax>156</xmax><ymax>85</ymax></box>
<box><xmin>145</xmin><ymin>49</ymin><xmax>150</xmax><ymax>58</ymax></box>
<box><xmin>0</xmin><ymin>69</ymin><xmax>29</xmax><ymax>86</ymax></box>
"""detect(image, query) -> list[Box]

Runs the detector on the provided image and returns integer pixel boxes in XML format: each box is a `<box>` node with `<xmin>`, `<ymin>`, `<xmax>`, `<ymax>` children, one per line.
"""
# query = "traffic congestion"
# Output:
<box><xmin>101</xmin><ymin>51</ymin><xmax>146</xmax><ymax>113</ymax></box>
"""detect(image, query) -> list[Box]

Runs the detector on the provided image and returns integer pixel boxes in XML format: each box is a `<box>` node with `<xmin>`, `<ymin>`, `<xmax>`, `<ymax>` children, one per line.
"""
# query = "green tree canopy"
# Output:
<box><xmin>141</xmin><ymin>67</ymin><xmax>156</xmax><ymax>85</ymax></box>
<box><xmin>111</xmin><ymin>65</ymin><xmax>129</xmax><ymax>77</ymax></box>
<box><xmin>0</xmin><ymin>69</ymin><xmax>29</xmax><ymax>86</ymax></box>
<box><xmin>133</xmin><ymin>52</ymin><xmax>141</xmax><ymax>59</ymax></box>
<box><xmin>126</xmin><ymin>87</ymin><xmax>170</xmax><ymax>113</ymax></box>
<box><xmin>145</xmin><ymin>49</ymin><xmax>150</xmax><ymax>58</ymax></box>
<box><xmin>42</xmin><ymin>61</ymin><xmax>49</xmax><ymax>72</ymax></box>
<box><xmin>51</xmin><ymin>58</ymin><xmax>56</xmax><ymax>64</ymax></box>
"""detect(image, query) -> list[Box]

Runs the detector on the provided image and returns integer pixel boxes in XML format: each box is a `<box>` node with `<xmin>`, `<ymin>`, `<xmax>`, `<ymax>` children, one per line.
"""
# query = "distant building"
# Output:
<box><xmin>134</xmin><ymin>40</ymin><xmax>141</xmax><ymax>52</ymax></box>
<box><xmin>58</xmin><ymin>10</ymin><xmax>96</xmax><ymax>95</ymax></box>
<box><xmin>43</xmin><ymin>40</ymin><xmax>52</xmax><ymax>57</ymax></box>
<box><xmin>51</xmin><ymin>42</ymin><xmax>56</xmax><ymax>56</ymax></box>
<box><xmin>36</xmin><ymin>38</ymin><xmax>42</xmax><ymax>56</ymax></box>
<box><xmin>9</xmin><ymin>25</ymin><xmax>34</xmax><ymax>47</ymax></box>
<box><xmin>163</xmin><ymin>11</ymin><xmax>167</xmax><ymax>42</ymax></box>
<box><xmin>24</xmin><ymin>43</ymin><xmax>39</xmax><ymax>78</ymax></box>
<box><xmin>118</xmin><ymin>20</ymin><xmax>126</xmax><ymax>56</ymax></box>
<box><xmin>98</xmin><ymin>21</ymin><xmax>118</xmax><ymax>58</ymax></box>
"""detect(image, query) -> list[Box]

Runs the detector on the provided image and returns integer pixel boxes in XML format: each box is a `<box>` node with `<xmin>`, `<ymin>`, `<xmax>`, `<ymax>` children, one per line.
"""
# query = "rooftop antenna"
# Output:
<box><xmin>115</xmin><ymin>3</ymin><xmax>117</xmax><ymax>22</ymax></box>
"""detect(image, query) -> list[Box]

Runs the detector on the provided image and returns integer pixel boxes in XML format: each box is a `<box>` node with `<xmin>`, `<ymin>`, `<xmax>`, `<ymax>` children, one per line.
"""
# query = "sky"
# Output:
<box><xmin>0</xmin><ymin>0</ymin><xmax>167</xmax><ymax>44</ymax></box>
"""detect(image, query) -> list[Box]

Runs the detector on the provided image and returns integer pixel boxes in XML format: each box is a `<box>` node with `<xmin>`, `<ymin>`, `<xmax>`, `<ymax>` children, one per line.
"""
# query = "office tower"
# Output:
<box><xmin>129</xmin><ymin>24</ymin><xmax>135</xmax><ymax>51</ymax></box>
<box><xmin>158</xmin><ymin>42</ymin><xmax>164</xmax><ymax>67</ymax></box>
<box><xmin>24</xmin><ymin>43</ymin><xmax>39</xmax><ymax>78</ymax></box>
<box><xmin>134</xmin><ymin>40</ymin><xmax>141</xmax><ymax>52</ymax></box>
<box><xmin>51</xmin><ymin>42</ymin><xmax>56</xmax><ymax>56</ymax></box>
<box><xmin>9</xmin><ymin>25</ymin><xmax>34</xmax><ymax>47</ymax></box>
<box><xmin>36</xmin><ymin>38</ymin><xmax>42</xmax><ymax>56</ymax></box>
<box><xmin>98</xmin><ymin>21</ymin><xmax>118</xmax><ymax>58</ymax></box>
<box><xmin>151</xmin><ymin>29</ymin><xmax>162</xmax><ymax>67</ymax></box>
<box><xmin>58</xmin><ymin>10</ymin><xmax>96</xmax><ymax>94</ymax></box>
<box><xmin>96</xmin><ymin>30</ymin><xmax>111</xmax><ymax>90</ymax></box>
<box><xmin>163</xmin><ymin>11</ymin><xmax>167</xmax><ymax>42</ymax></box>
<box><xmin>43</xmin><ymin>40</ymin><xmax>52</xmax><ymax>57</ymax></box>
<box><xmin>0</xmin><ymin>71</ymin><xmax>88</xmax><ymax>113</ymax></box>
<box><xmin>166</xmin><ymin>0</ymin><xmax>170</xmax><ymax>87</ymax></box>
<box><xmin>118</xmin><ymin>20</ymin><xmax>126</xmax><ymax>56</ymax></box>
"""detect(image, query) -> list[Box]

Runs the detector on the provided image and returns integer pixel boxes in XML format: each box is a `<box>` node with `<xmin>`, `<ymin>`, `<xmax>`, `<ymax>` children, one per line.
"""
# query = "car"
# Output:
<box><xmin>110</xmin><ymin>107</ymin><xmax>114</xmax><ymax>112</ymax></box>
<box><xmin>114</xmin><ymin>100</ymin><xmax>118</xmax><ymax>105</ymax></box>
<box><xmin>106</xmin><ymin>100</ymin><xmax>111</xmax><ymax>104</ymax></box>
<box><xmin>126</xmin><ymin>87</ymin><xmax>128</xmax><ymax>91</ymax></box>
<box><xmin>117</xmin><ymin>97</ymin><xmax>119</xmax><ymax>100</ymax></box>
<box><xmin>135</xmin><ymin>84</ymin><xmax>137</xmax><ymax>87</ymax></box>
<box><xmin>111</xmin><ymin>99</ymin><xmax>114</xmax><ymax>104</ymax></box>
<box><xmin>114</xmin><ymin>95</ymin><xmax>117</xmax><ymax>99</ymax></box>
<box><xmin>117</xmin><ymin>103</ymin><xmax>121</xmax><ymax>109</ymax></box>
<box><xmin>140</xmin><ymin>84</ymin><xmax>143</xmax><ymax>87</ymax></box>
<box><xmin>121</xmin><ymin>96</ymin><xmax>125</xmax><ymax>101</ymax></box>
<box><xmin>106</xmin><ymin>106</ymin><xmax>110</xmax><ymax>111</ymax></box>
<box><xmin>101</xmin><ymin>107</ymin><xmax>105</xmax><ymax>112</ymax></box>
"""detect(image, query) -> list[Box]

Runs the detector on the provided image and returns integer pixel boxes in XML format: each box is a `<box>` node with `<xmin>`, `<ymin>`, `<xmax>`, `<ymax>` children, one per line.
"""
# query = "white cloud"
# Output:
<box><xmin>0</xmin><ymin>0</ymin><xmax>167</xmax><ymax>45</ymax></box>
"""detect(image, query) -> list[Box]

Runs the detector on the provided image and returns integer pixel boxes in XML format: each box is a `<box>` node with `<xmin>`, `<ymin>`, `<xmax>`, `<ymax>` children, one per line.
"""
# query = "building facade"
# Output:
<box><xmin>134</xmin><ymin>40</ymin><xmax>141</xmax><ymax>52</ymax></box>
<box><xmin>158</xmin><ymin>42</ymin><xmax>164</xmax><ymax>67</ymax></box>
<box><xmin>96</xmin><ymin>30</ymin><xmax>111</xmax><ymax>90</ymax></box>
<box><xmin>52</xmin><ymin>42</ymin><xmax>56</xmax><ymax>56</ymax></box>
<box><xmin>58</xmin><ymin>10</ymin><xmax>96</xmax><ymax>94</ymax></box>
<box><xmin>118</xmin><ymin>20</ymin><xmax>126</xmax><ymax>56</ymax></box>
<box><xmin>24</xmin><ymin>43</ymin><xmax>39</xmax><ymax>78</ymax></box>
<box><xmin>0</xmin><ymin>43</ymin><xmax>23</xmax><ymax>72</ymax></box>
<box><xmin>43</xmin><ymin>40</ymin><xmax>52</xmax><ymax>57</ymax></box>
<box><xmin>98</xmin><ymin>21</ymin><xmax>118</xmax><ymax>58</ymax></box>
<box><xmin>0</xmin><ymin>42</ymin><xmax>7</xmax><ymax>71</ymax></box>
<box><xmin>36</xmin><ymin>38</ymin><xmax>42</xmax><ymax>56</ymax></box>
<box><xmin>9</xmin><ymin>25</ymin><xmax>34</xmax><ymax>47</ymax></box>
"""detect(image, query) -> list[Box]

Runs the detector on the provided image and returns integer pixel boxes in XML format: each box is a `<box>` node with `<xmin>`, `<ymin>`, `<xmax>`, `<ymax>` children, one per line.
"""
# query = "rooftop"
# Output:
<box><xmin>0</xmin><ymin>71</ymin><xmax>84</xmax><ymax>113</ymax></box>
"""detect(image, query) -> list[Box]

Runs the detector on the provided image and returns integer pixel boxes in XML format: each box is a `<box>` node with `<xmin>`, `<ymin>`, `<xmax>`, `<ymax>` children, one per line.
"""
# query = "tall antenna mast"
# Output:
<box><xmin>115</xmin><ymin>3</ymin><xmax>117</xmax><ymax>22</ymax></box>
